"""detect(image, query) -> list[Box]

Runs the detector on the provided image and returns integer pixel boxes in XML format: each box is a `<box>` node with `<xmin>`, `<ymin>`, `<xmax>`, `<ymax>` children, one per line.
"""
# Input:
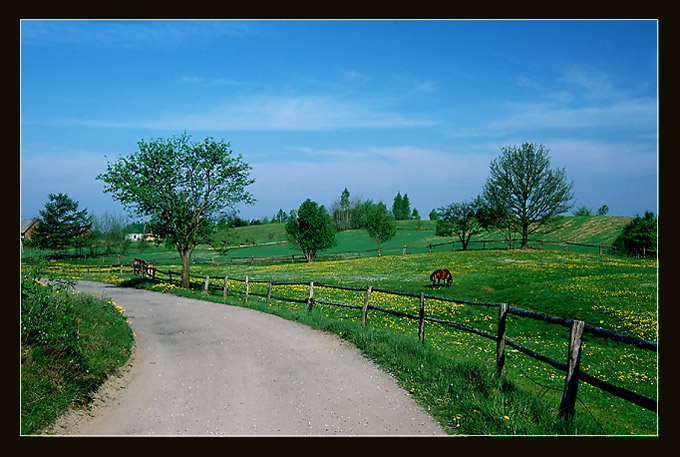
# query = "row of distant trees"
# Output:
<box><xmin>25</xmin><ymin>134</ymin><xmax>657</xmax><ymax>287</ymax></box>
<box><xmin>226</xmin><ymin>189</ymin><xmax>421</xmax><ymax>232</ymax></box>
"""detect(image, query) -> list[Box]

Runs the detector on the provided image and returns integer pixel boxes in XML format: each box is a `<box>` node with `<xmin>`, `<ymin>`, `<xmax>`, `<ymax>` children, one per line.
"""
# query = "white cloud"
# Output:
<box><xmin>142</xmin><ymin>94</ymin><xmax>439</xmax><ymax>132</ymax></box>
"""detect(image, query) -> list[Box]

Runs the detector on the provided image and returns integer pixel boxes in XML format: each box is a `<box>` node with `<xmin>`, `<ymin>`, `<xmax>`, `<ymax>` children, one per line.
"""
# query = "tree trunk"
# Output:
<box><xmin>521</xmin><ymin>223</ymin><xmax>529</xmax><ymax>249</ymax></box>
<box><xmin>179</xmin><ymin>248</ymin><xmax>192</xmax><ymax>288</ymax></box>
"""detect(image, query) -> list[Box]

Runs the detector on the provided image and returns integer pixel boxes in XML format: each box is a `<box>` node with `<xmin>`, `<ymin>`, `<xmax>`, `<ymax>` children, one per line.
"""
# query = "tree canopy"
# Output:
<box><xmin>392</xmin><ymin>192</ymin><xmax>412</xmax><ymax>221</ymax></box>
<box><xmin>435</xmin><ymin>196</ymin><xmax>485</xmax><ymax>250</ymax></box>
<box><xmin>29</xmin><ymin>193</ymin><xmax>92</xmax><ymax>255</ymax></box>
<box><xmin>613</xmin><ymin>211</ymin><xmax>657</xmax><ymax>257</ymax></box>
<box><xmin>365</xmin><ymin>202</ymin><xmax>397</xmax><ymax>256</ymax></box>
<box><xmin>483</xmin><ymin>143</ymin><xmax>574</xmax><ymax>249</ymax></box>
<box><xmin>285</xmin><ymin>199</ymin><xmax>336</xmax><ymax>262</ymax></box>
<box><xmin>97</xmin><ymin>133</ymin><xmax>254</xmax><ymax>287</ymax></box>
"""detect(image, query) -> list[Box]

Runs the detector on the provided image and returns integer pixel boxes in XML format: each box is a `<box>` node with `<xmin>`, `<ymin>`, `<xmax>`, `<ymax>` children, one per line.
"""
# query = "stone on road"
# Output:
<box><xmin>52</xmin><ymin>281</ymin><xmax>446</xmax><ymax>436</ymax></box>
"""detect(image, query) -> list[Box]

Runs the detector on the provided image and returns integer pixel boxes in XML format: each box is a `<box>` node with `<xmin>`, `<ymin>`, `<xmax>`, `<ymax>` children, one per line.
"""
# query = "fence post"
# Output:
<box><xmin>496</xmin><ymin>303</ymin><xmax>508</xmax><ymax>377</ymax></box>
<box><xmin>223</xmin><ymin>277</ymin><xmax>229</xmax><ymax>300</ymax></box>
<box><xmin>204</xmin><ymin>275</ymin><xmax>210</xmax><ymax>293</ymax></box>
<box><xmin>266</xmin><ymin>282</ymin><xmax>273</xmax><ymax>307</ymax></box>
<box><xmin>245</xmin><ymin>276</ymin><xmax>249</xmax><ymax>304</ymax></box>
<box><xmin>361</xmin><ymin>286</ymin><xmax>372</xmax><ymax>327</ymax></box>
<box><xmin>306</xmin><ymin>282</ymin><xmax>314</xmax><ymax>313</ymax></box>
<box><xmin>559</xmin><ymin>319</ymin><xmax>585</xmax><ymax>420</ymax></box>
<box><xmin>418</xmin><ymin>292</ymin><xmax>425</xmax><ymax>343</ymax></box>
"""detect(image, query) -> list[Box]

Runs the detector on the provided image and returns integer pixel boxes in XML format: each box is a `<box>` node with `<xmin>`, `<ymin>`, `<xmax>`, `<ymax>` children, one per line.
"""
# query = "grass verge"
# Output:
<box><xmin>20</xmin><ymin>266</ymin><xmax>135</xmax><ymax>435</ymax></box>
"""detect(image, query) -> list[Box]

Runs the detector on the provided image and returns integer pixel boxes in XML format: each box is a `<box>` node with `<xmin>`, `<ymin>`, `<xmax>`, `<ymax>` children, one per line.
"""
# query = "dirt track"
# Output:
<box><xmin>49</xmin><ymin>281</ymin><xmax>446</xmax><ymax>436</ymax></box>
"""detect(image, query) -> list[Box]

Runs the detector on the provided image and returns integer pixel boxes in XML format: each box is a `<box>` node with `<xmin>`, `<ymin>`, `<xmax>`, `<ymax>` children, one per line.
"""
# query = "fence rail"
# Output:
<box><xmin>210</xmin><ymin>237</ymin><xmax>630</xmax><ymax>265</ymax></box>
<box><xmin>53</xmin><ymin>260</ymin><xmax>658</xmax><ymax>420</ymax></box>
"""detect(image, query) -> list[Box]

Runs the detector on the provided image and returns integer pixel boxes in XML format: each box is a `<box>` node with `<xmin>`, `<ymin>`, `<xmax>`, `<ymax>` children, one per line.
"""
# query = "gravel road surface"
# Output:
<box><xmin>49</xmin><ymin>281</ymin><xmax>446</xmax><ymax>436</ymax></box>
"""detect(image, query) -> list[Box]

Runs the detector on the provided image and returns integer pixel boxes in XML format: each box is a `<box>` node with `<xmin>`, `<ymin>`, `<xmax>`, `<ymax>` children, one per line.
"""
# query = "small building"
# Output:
<box><xmin>20</xmin><ymin>218</ymin><xmax>40</xmax><ymax>240</ymax></box>
<box><xmin>125</xmin><ymin>233</ymin><xmax>156</xmax><ymax>242</ymax></box>
<box><xmin>126</xmin><ymin>233</ymin><xmax>144</xmax><ymax>242</ymax></box>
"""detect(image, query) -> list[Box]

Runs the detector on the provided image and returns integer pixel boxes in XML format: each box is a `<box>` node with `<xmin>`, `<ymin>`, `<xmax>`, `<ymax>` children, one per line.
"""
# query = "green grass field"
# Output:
<box><xmin>59</xmin><ymin>215</ymin><xmax>630</xmax><ymax>266</ymax></box>
<box><xmin>27</xmin><ymin>216</ymin><xmax>657</xmax><ymax>435</ymax></box>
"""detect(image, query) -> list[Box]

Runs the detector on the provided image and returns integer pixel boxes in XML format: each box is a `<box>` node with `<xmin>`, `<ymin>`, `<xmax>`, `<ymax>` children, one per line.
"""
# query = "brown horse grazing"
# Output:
<box><xmin>430</xmin><ymin>269</ymin><xmax>453</xmax><ymax>287</ymax></box>
<box><xmin>132</xmin><ymin>258</ymin><xmax>143</xmax><ymax>274</ymax></box>
<box><xmin>133</xmin><ymin>258</ymin><xmax>154</xmax><ymax>276</ymax></box>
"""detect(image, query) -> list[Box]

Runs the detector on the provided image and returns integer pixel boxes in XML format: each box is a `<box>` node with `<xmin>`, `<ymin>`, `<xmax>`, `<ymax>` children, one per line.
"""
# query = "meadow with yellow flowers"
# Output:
<box><xmin>35</xmin><ymin>244</ymin><xmax>657</xmax><ymax>435</ymax></box>
<box><xmin>119</xmin><ymin>248</ymin><xmax>657</xmax><ymax>435</ymax></box>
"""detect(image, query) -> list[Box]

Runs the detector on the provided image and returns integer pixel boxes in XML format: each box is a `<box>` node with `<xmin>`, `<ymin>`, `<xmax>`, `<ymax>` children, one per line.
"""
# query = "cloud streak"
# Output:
<box><xmin>27</xmin><ymin>93</ymin><xmax>440</xmax><ymax>133</ymax></box>
<box><xmin>247</xmin><ymin>145</ymin><xmax>494</xmax><ymax>218</ymax></box>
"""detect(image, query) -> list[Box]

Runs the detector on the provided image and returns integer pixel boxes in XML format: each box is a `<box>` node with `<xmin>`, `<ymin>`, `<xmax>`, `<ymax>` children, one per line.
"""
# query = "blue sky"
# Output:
<box><xmin>20</xmin><ymin>19</ymin><xmax>658</xmax><ymax>223</ymax></box>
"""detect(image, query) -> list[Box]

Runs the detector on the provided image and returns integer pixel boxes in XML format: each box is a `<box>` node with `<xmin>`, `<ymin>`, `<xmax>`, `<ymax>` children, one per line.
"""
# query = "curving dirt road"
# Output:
<box><xmin>49</xmin><ymin>281</ymin><xmax>446</xmax><ymax>436</ymax></box>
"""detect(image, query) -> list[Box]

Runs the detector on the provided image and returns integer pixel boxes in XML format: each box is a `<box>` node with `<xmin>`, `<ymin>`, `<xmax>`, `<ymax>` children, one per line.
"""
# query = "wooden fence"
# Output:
<box><xmin>56</xmin><ymin>260</ymin><xmax>658</xmax><ymax>421</ymax></box>
<box><xmin>211</xmin><ymin>237</ymin><xmax>627</xmax><ymax>265</ymax></box>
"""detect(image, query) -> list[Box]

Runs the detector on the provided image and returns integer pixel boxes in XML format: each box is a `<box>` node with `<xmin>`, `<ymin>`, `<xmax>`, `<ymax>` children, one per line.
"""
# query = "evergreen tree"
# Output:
<box><xmin>29</xmin><ymin>193</ymin><xmax>92</xmax><ymax>255</ymax></box>
<box><xmin>392</xmin><ymin>192</ymin><xmax>412</xmax><ymax>220</ymax></box>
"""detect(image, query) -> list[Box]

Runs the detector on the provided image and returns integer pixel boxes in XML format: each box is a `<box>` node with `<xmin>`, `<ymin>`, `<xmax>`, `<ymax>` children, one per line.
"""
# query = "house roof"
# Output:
<box><xmin>20</xmin><ymin>218</ymin><xmax>39</xmax><ymax>235</ymax></box>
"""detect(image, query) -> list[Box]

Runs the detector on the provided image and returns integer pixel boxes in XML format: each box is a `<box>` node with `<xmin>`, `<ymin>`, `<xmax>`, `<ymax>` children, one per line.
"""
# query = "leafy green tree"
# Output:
<box><xmin>365</xmin><ymin>202</ymin><xmax>397</xmax><ymax>257</ymax></box>
<box><xmin>483</xmin><ymin>143</ymin><xmax>574</xmax><ymax>249</ymax></box>
<box><xmin>286</xmin><ymin>199</ymin><xmax>336</xmax><ymax>262</ymax></box>
<box><xmin>429</xmin><ymin>208</ymin><xmax>440</xmax><ymax>221</ymax></box>
<box><xmin>353</xmin><ymin>199</ymin><xmax>375</xmax><ymax>229</ymax></box>
<box><xmin>613</xmin><ymin>211</ymin><xmax>657</xmax><ymax>257</ymax></box>
<box><xmin>29</xmin><ymin>193</ymin><xmax>92</xmax><ymax>255</ymax></box>
<box><xmin>435</xmin><ymin>196</ymin><xmax>485</xmax><ymax>250</ymax></box>
<box><xmin>597</xmin><ymin>204</ymin><xmax>609</xmax><ymax>216</ymax></box>
<box><xmin>97</xmin><ymin>132</ymin><xmax>254</xmax><ymax>287</ymax></box>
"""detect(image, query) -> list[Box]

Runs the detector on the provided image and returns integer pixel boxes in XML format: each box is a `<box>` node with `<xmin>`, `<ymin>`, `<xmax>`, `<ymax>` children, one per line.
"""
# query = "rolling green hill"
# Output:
<box><xmin>207</xmin><ymin>216</ymin><xmax>631</xmax><ymax>263</ymax></box>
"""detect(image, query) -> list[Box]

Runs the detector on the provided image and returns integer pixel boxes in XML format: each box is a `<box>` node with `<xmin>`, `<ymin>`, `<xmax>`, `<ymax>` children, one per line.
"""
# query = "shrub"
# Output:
<box><xmin>613</xmin><ymin>211</ymin><xmax>657</xmax><ymax>257</ymax></box>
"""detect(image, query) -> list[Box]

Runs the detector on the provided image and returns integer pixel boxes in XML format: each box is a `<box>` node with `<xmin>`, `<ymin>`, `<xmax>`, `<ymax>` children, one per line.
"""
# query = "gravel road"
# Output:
<box><xmin>49</xmin><ymin>281</ymin><xmax>446</xmax><ymax>436</ymax></box>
